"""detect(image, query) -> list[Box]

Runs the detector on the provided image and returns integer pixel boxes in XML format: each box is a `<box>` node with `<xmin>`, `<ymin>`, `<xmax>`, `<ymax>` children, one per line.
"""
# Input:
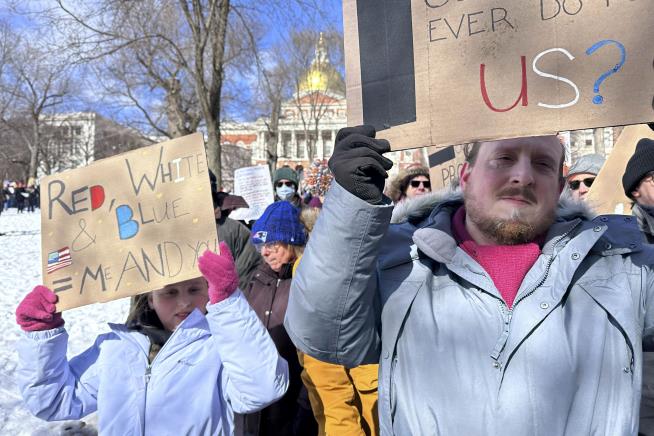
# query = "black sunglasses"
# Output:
<box><xmin>276</xmin><ymin>181</ymin><xmax>295</xmax><ymax>188</ymax></box>
<box><xmin>410</xmin><ymin>180</ymin><xmax>431</xmax><ymax>189</ymax></box>
<box><xmin>568</xmin><ymin>177</ymin><xmax>595</xmax><ymax>190</ymax></box>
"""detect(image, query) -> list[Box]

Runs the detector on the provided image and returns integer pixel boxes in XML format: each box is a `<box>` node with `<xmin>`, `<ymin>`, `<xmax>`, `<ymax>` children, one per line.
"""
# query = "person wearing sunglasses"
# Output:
<box><xmin>387</xmin><ymin>165</ymin><xmax>432</xmax><ymax>203</ymax></box>
<box><xmin>565</xmin><ymin>153</ymin><xmax>605</xmax><ymax>201</ymax></box>
<box><xmin>273</xmin><ymin>166</ymin><xmax>304</xmax><ymax>209</ymax></box>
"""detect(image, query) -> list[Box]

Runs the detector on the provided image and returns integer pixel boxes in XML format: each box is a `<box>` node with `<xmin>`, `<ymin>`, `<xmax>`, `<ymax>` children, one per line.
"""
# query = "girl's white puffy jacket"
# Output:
<box><xmin>16</xmin><ymin>290</ymin><xmax>289</xmax><ymax>435</ymax></box>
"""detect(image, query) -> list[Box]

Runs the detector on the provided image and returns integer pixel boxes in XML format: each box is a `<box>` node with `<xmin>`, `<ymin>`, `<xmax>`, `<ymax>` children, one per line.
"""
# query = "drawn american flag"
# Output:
<box><xmin>47</xmin><ymin>247</ymin><xmax>72</xmax><ymax>274</ymax></box>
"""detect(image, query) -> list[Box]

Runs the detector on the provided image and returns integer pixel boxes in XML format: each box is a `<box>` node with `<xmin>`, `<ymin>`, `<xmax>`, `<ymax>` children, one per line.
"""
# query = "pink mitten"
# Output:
<box><xmin>16</xmin><ymin>286</ymin><xmax>65</xmax><ymax>332</ymax></box>
<box><xmin>198</xmin><ymin>242</ymin><xmax>240</xmax><ymax>304</ymax></box>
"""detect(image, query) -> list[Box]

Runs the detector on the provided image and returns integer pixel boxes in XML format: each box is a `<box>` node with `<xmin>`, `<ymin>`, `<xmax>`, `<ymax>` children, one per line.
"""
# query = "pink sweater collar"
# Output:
<box><xmin>451</xmin><ymin>206</ymin><xmax>542</xmax><ymax>308</ymax></box>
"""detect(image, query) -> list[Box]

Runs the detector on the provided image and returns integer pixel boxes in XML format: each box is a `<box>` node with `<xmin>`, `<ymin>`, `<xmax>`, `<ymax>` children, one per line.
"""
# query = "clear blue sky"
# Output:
<box><xmin>0</xmin><ymin>1</ymin><xmax>345</xmax><ymax>129</ymax></box>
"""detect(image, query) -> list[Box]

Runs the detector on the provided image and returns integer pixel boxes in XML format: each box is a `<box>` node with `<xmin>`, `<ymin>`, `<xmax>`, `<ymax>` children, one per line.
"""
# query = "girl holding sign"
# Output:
<box><xmin>14</xmin><ymin>243</ymin><xmax>288</xmax><ymax>435</ymax></box>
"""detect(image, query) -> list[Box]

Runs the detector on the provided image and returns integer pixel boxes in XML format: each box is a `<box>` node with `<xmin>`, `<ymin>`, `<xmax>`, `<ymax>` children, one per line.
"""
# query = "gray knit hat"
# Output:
<box><xmin>567</xmin><ymin>154</ymin><xmax>605</xmax><ymax>178</ymax></box>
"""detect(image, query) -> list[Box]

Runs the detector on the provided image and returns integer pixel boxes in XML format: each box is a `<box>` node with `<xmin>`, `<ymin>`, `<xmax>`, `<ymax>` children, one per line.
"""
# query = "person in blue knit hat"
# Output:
<box><xmin>238</xmin><ymin>201</ymin><xmax>316</xmax><ymax>436</ymax></box>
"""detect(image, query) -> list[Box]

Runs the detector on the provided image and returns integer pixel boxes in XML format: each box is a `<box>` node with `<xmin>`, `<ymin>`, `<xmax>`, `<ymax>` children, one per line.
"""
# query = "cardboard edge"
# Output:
<box><xmin>343</xmin><ymin>0</ymin><xmax>363</xmax><ymax>127</ymax></box>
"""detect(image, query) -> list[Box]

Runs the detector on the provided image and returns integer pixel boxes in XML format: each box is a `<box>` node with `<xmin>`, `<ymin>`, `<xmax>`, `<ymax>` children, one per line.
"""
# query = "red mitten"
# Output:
<box><xmin>198</xmin><ymin>242</ymin><xmax>240</xmax><ymax>304</ymax></box>
<box><xmin>16</xmin><ymin>285</ymin><xmax>65</xmax><ymax>332</ymax></box>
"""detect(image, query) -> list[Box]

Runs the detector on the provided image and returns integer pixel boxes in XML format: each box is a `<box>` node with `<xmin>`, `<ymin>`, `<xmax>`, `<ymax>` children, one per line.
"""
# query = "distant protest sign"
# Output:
<box><xmin>41</xmin><ymin>133</ymin><xmax>218</xmax><ymax>311</ymax></box>
<box><xmin>344</xmin><ymin>0</ymin><xmax>654</xmax><ymax>151</ymax></box>
<box><xmin>229</xmin><ymin>166</ymin><xmax>274</xmax><ymax>223</ymax></box>
<box><xmin>428</xmin><ymin>144</ymin><xmax>466</xmax><ymax>190</ymax></box>
<box><xmin>586</xmin><ymin>124</ymin><xmax>654</xmax><ymax>215</ymax></box>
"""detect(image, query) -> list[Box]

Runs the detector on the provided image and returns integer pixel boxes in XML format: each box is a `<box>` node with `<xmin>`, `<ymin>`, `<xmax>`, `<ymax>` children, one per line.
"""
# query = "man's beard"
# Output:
<box><xmin>463</xmin><ymin>186</ymin><xmax>556</xmax><ymax>245</ymax></box>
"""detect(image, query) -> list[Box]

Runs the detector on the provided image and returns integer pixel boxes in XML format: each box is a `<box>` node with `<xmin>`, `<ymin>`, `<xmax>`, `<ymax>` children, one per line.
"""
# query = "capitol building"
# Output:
<box><xmin>220</xmin><ymin>34</ymin><xmax>428</xmax><ymax>178</ymax></box>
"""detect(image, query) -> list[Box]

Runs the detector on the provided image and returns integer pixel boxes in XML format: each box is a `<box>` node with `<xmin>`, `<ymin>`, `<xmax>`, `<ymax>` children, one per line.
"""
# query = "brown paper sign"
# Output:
<box><xmin>585</xmin><ymin>125</ymin><xmax>654</xmax><ymax>215</ymax></box>
<box><xmin>41</xmin><ymin>133</ymin><xmax>218</xmax><ymax>311</ymax></box>
<box><xmin>345</xmin><ymin>0</ymin><xmax>654</xmax><ymax>151</ymax></box>
<box><xmin>427</xmin><ymin>144</ymin><xmax>466</xmax><ymax>190</ymax></box>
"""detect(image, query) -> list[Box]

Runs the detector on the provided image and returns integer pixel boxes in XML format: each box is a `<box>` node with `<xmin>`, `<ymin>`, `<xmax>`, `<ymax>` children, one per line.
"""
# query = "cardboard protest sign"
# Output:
<box><xmin>428</xmin><ymin>144</ymin><xmax>466</xmax><ymax>190</ymax></box>
<box><xmin>41</xmin><ymin>133</ymin><xmax>218</xmax><ymax>311</ymax></box>
<box><xmin>344</xmin><ymin>0</ymin><xmax>654</xmax><ymax>151</ymax></box>
<box><xmin>229</xmin><ymin>166</ymin><xmax>274</xmax><ymax>223</ymax></box>
<box><xmin>586</xmin><ymin>124</ymin><xmax>654</xmax><ymax>215</ymax></box>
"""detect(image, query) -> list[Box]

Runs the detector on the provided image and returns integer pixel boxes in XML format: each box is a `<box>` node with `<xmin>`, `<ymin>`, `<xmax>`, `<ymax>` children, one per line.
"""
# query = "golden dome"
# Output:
<box><xmin>298</xmin><ymin>33</ymin><xmax>345</xmax><ymax>95</ymax></box>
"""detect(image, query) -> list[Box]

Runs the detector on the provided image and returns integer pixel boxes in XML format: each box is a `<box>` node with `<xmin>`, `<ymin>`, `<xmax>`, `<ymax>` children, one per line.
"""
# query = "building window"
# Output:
<box><xmin>283</xmin><ymin>134</ymin><xmax>292</xmax><ymax>158</ymax></box>
<box><xmin>323</xmin><ymin>131</ymin><xmax>333</xmax><ymax>156</ymax></box>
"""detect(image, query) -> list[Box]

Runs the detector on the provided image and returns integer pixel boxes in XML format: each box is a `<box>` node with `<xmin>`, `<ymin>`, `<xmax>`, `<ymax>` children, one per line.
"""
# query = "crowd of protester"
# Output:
<box><xmin>14</xmin><ymin>128</ymin><xmax>654</xmax><ymax>436</ymax></box>
<box><xmin>1</xmin><ymin>180</ymin><xmax>39</xmax><ymax>215</ymax></box>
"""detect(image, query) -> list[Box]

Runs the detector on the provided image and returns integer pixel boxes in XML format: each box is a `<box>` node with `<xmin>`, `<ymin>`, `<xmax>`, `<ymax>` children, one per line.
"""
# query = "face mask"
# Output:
<box><xmin>276</xmin><ymin>185</ymin><xmax>295</xmax><ymax>201</ymax></box>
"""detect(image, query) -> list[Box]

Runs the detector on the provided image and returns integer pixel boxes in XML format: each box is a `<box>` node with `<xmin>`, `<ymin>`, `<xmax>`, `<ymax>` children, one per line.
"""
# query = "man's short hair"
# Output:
<box><xmin>463</xmin><ymin>139</ymin><xmax>565</xmax><ymax>178</ymax></box>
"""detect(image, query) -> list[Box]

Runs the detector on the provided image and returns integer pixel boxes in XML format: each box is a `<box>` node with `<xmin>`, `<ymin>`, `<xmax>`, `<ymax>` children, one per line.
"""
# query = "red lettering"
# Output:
<box><xmin>90</xmin><ymin>185</ymin><xmax>105</xmax><ymax>211</ymax></box>
<box><xmin>480</xmin><ymin>56</ymin><xmax>528</xmax><ymax>112</ymax></box>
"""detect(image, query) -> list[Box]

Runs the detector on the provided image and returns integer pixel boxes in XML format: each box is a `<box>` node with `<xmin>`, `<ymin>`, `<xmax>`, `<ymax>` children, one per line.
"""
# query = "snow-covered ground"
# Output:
<box><xmin>0</xmin><ymin>208</ymin><xmax>130</xmax><ymax>435</ymax></box>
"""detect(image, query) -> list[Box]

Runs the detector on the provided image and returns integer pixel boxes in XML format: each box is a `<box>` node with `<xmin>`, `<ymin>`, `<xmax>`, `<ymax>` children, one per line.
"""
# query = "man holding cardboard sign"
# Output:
<box><xmin>285</xmin><ymin>125</ymin><xmax>654</xmax><ymax>435</ymax></box>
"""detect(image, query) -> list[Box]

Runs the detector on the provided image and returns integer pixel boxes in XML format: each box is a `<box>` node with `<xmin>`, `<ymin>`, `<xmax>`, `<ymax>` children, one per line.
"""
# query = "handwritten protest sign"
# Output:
<box><xmin>229</xmin><ymin>166</ymin><xmax>274</xmax><ymax>223</ymax></box>
<box><xmin>428</xmin><ymin>144</ymin><xmax>466</xmax><ymax>190</ymax></box>
<box><xmin>586</xmin><ymin>124</ymin><xmax>654</xmax><ymax>215</ymax></box>
<box><xmin>344</xmin><ymin>0</ymin><xmax>654</xmax><ymax>151</ymax></box>
<box><xmin>41</xmin><ymin>133</ymin><xmax>218</xmax><ymax>311</ymax></box>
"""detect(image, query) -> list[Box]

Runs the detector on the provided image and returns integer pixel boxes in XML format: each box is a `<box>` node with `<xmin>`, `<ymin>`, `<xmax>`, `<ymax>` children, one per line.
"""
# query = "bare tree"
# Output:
<box><xmin>46</xmin><ymin>0</ymin><xmax>332</xmax><ymax>188</ymax></box>
<box><xmin>259</xmin><ymin>64</ymin><xmax>286</xmax><ymax>174</ymax></box>
<box><xmin>245</xmin><ymin>27</ymin><xmax>343</xmax><ymax>176</ymax></box>
<box><xmin>0</xmin><ymin>28</ymin><xmax>73</xmax><ymax>179</ymax></box>
<box><xmin>287</xmin><ymin>30</ymin><xmax>344</xmax><ymax>161</ymax></box>
<box><xmin>93</xmin><ymin>44</ymin><xmax>202</xmax><ymax>139</ymax></box>
<box><xmin>0</xmin><ymin>121</ymin><xmax>31</xmax><ymax>180</ymax></box>
<box><xmin>250</xmin><ymin>29</ymin><xmax>343</xmax><ymax>165</ymax></box>
<box><xmin>49</xmin><ymin>0</ymin><xmax>251</xmax><ymax>188</ymax></box>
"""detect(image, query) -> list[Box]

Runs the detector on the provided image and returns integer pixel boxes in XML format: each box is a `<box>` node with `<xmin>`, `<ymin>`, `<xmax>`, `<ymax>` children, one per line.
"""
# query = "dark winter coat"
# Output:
<box><xmin>238</xmin><ymin>261</ymin><xmax>315</xmax><ymax>436</ymax></box>
<box><xmin>14</xmin><ymin>187</ymin><xmax>25</xmax><ymax>207</ymax></box>
<box><xmin>633</xmin><ymin>203</ymin><xmax>654</xmax><ymax>244</ymax></box>
<box><xmin>633</xmin><ymin>202</ymin><xmax>654</xmax><ymax>436</ymax></box>
<box><xmin>216</xmin><ymin>216</ymin><xmax>261</xmax><ymax>290</ymax></box>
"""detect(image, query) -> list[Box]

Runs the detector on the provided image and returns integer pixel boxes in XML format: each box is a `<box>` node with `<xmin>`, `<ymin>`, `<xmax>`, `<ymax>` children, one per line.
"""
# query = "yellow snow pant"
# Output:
<box><xmin>298</xmin><ymin>352</ymin><xmax>379</xmax><ymax>436</ymax></box>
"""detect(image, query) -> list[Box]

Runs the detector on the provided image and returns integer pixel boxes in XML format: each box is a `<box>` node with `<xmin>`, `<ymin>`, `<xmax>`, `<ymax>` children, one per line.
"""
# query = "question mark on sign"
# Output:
<box><xmin>585</xmin><ymin>39</ymin><xmax>626</xmax><ymax>105</ymax></box>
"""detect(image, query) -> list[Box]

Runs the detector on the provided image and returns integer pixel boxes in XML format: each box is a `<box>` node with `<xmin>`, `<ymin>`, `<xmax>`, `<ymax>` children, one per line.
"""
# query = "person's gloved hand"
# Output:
<box><xmin>16</xmin><ymin>285</ymin><xmax>65</xmax><ymax>332</ymax></box>
<box><xmin>198</xmin><ymin>242</ymin><xmax>239</xmax><ymax>304</ymax></box>
<box><xmin>328</xmin><ymin>125</ymin><xmax>393</xmax><ymax>204</ymax></box>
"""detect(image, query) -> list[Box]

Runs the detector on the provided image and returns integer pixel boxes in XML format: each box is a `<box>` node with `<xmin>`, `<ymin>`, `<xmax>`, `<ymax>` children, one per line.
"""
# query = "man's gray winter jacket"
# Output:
<box><xmin>285</xmin><ymin>181</ymin><xmax>654</xmax><ymax>436</ymax></box>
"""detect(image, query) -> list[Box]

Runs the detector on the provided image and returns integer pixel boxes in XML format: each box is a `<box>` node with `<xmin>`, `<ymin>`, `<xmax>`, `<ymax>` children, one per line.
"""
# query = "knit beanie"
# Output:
<box><xmin>251</xmin><ymin>201</ymin><xmax>306</xmax><ymax>246</ymax></box>
<box><xmin>273</xmin><ymin>167</ymin><xmax>299</xmax><ymax>187</ymax></box>
<box><xmin>567</xmin><ymin>153</ymin><xmax>605</xmax><ymax>178</ymax></box>
<box><xmin>622</xmin><ymin>138</ymin><xmax>654</xmax><ymax>198</ymax></box>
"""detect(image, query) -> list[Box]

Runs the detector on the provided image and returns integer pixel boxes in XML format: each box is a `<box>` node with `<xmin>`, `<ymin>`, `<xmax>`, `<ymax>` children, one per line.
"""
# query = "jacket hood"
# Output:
<box><xmin>390</xmin><ymin>187</ymin><xmax>596</xmax><ymax>225</ymax></box>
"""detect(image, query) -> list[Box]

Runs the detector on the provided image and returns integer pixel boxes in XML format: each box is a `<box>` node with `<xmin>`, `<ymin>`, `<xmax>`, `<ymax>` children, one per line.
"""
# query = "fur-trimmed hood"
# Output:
<box><xmin>390</xmin><ymin>187</ymin><xmax>596</xmax><ymax>225</ymax></box>
<box><xmin>386</xmin><ymin>166</ymin><xmax>431</xmax><ymax>203</ymax></box>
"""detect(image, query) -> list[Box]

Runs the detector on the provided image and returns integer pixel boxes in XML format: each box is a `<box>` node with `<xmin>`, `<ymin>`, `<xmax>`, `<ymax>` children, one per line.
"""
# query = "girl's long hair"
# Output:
<box><xmin>125</xmin><ymin>293</ymin><xmax>165</xmax><ymax>330</ymax></box>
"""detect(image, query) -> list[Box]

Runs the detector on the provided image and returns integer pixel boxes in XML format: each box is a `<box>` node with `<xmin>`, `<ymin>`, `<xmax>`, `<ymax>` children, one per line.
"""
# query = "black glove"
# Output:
<box><xmin>328</xmin><ymin>125</ymin><xmax>393</xmax><ymax>204</ymax></box>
